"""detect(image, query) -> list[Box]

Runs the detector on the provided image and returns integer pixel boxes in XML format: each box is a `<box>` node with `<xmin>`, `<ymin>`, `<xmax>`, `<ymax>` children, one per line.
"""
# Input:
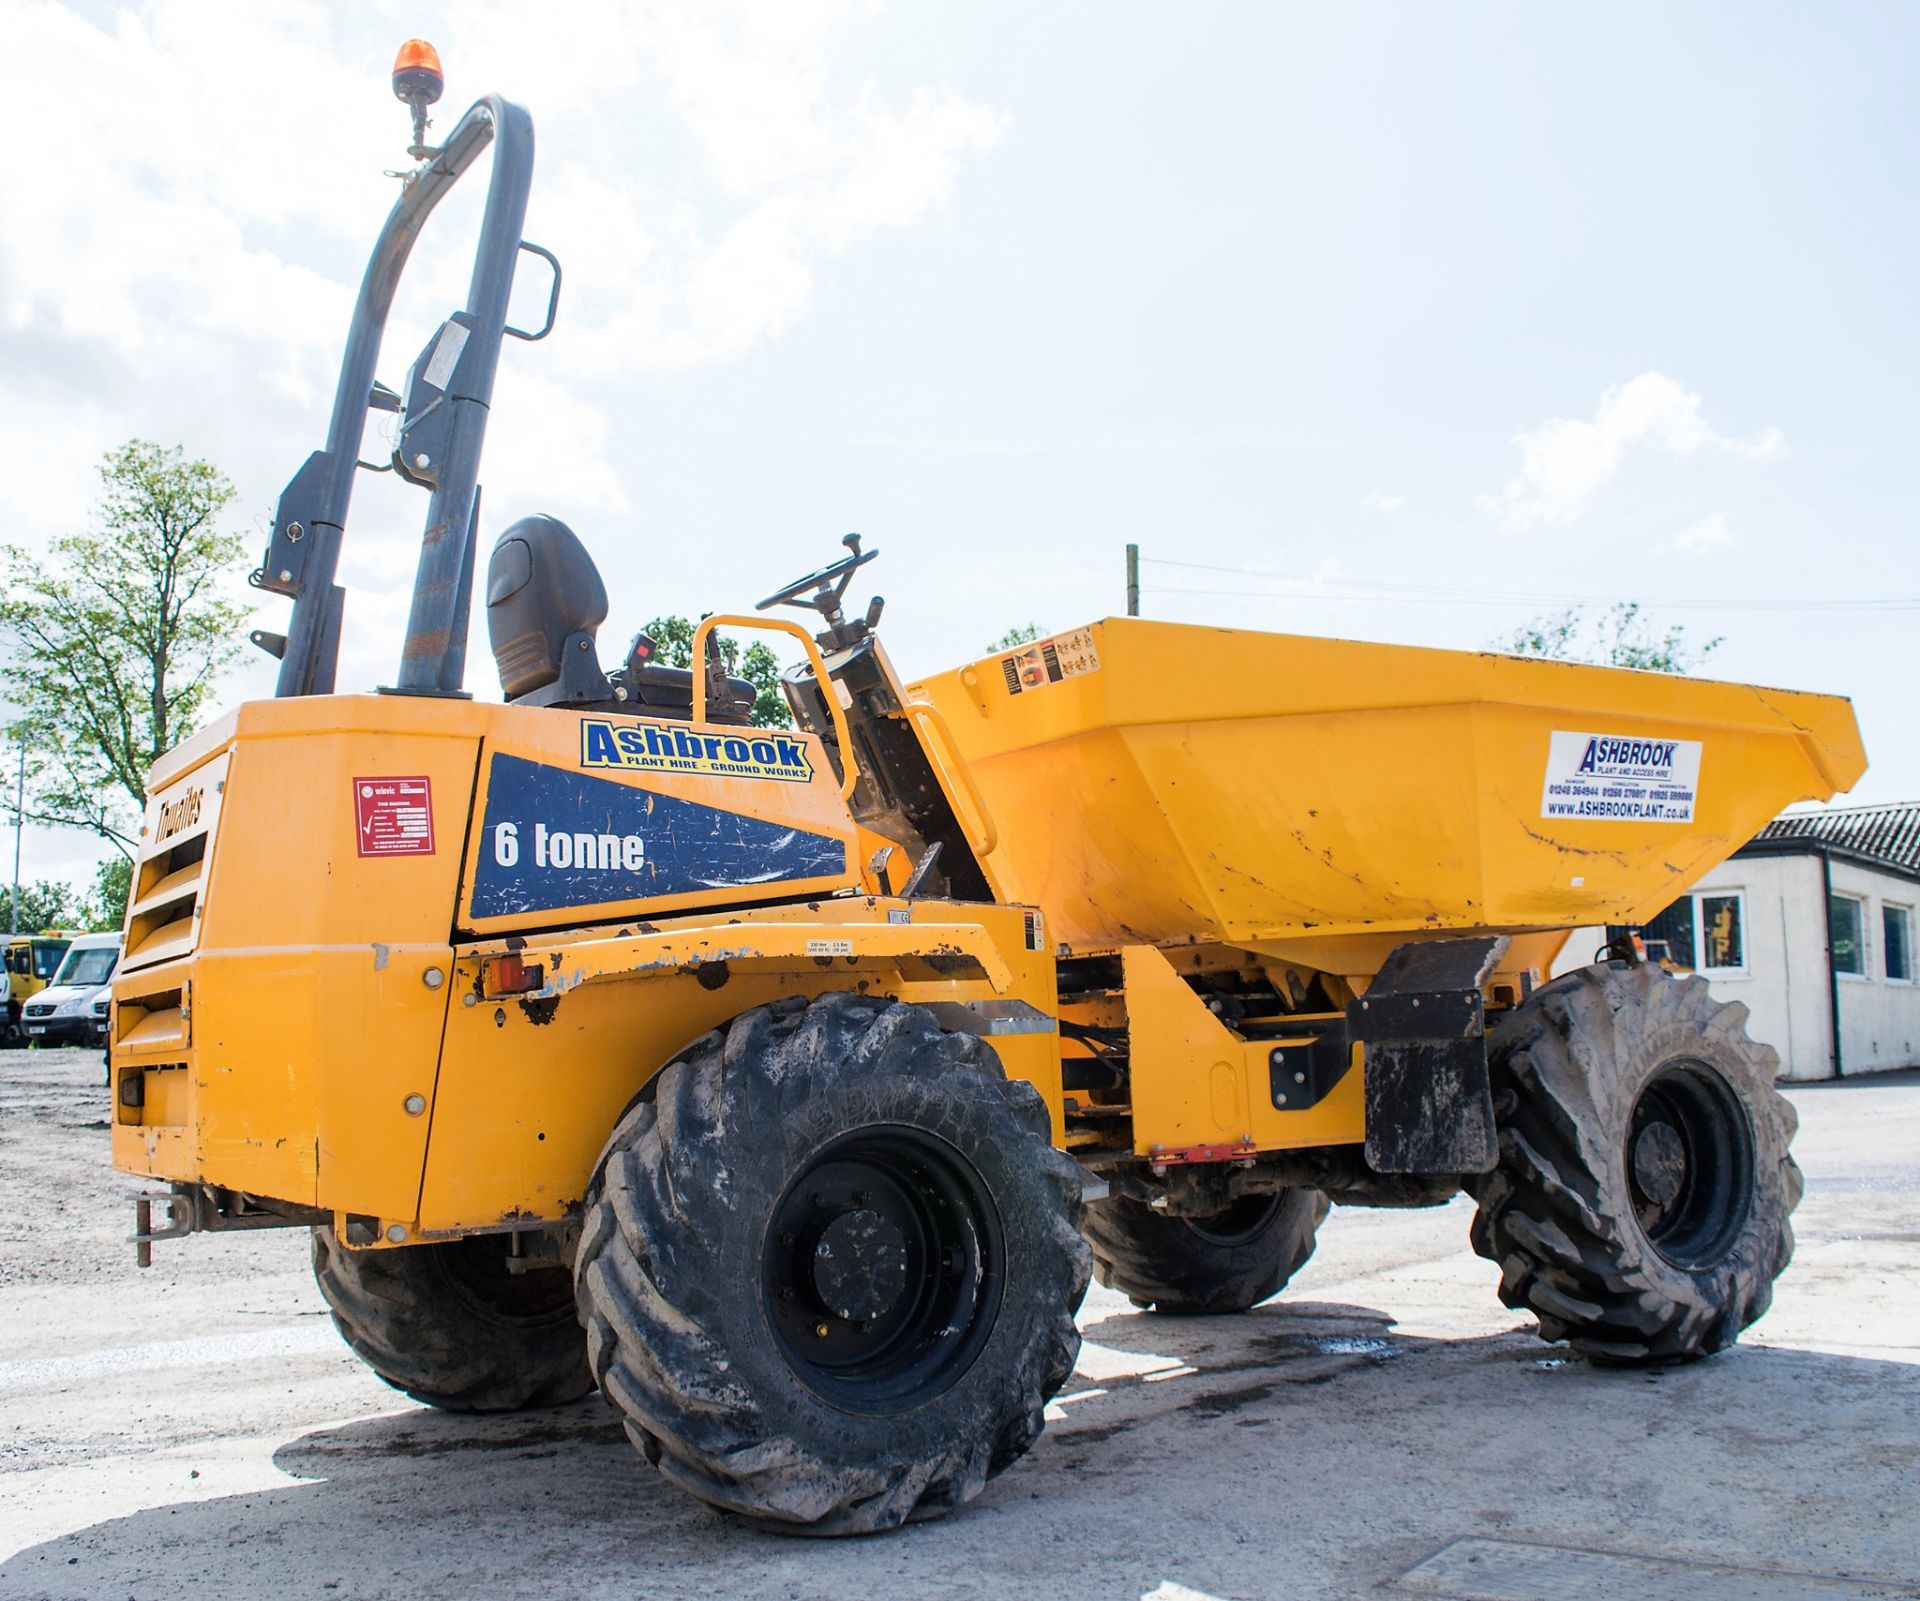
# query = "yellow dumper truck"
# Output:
<box><xmin>112</xmin><ymin>54</ymin><xmax>1866</xmax><ymax>1534</ymax></box>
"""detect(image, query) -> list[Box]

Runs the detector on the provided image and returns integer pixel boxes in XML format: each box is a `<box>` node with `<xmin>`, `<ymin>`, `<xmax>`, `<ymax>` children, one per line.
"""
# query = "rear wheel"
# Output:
<box><xmin>1082</xmin><ymin>1188</ymin><xmax>1328</xmax><ymax>1314</ymax></box>
<box><xmin>574</xmin><ymin>993</ymin><xmax>1090</xmax><ymax>1535</ymax></box>
<box><xmin>311</xmin><ymin>1229</ymin><xmax>593</xmax><ymax>1410</ymax></box>
<box><xmin>1468</xmin><ymin>962</ymin><xmax>1800</xmax><ymax>1363</ymax></box>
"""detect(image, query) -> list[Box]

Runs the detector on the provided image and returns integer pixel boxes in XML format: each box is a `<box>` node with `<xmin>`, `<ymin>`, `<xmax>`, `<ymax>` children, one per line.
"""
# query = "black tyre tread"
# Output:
<box><xmin>1468</xmin><ymin>962</ymin><xmax>1800</xmax><ymax>1364</ymax></box>
<box><xmin>1081</xmin><ymin>1188</ymin><xmax>1329</xmax><ymax>1314</ymax></box>
<box><xmin>311</xmin><ymin>1229</ymin><xmax>594</xmax><ymax>1411</ymax></box>
<box><xmin>574</xmin><ymin>993</ymin><xmax>1091</xmax><ymax>1535</ymax></box>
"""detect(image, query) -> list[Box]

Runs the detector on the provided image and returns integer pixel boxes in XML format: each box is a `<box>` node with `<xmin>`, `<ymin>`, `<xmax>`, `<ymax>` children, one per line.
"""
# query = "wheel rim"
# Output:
<box><xmin>1182</xmin><ymin>1192</ymin><xmax>1283</xmax><ymax>1247</ymax></box>
<box><xmin>438</xmin><ymin>1236</ymin><xmax>577</xmax><ymax>1325</ymax></box>
<box><xmin>762</xmin><ymin>1125</ymin><xmax>1004</xmax><ymax>1416</ymax></box>
<box><xmin>1626</xmin><ymin>1061</ymin><xmax>1755</xmax><ymax>1269</ymax></box>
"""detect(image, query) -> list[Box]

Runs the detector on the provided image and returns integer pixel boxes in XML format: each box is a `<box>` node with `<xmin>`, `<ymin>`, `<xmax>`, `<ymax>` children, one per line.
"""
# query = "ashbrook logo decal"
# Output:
<box><xmin>155</xmin><ymin>786</ymin><xmax>204</xmax><ymax>844</ymax></box>
<box><xmin>1576</xmin><ymin>737</ymin><xmax>1679</xmax><ymax>774</ymax></box>
<box><xmin>579</xmin><ymin>718</ymin><xmax>813</xmax><ymax>784</ymax></box>
<box><xmin>1541</xmin><ymin>729</ymin><xmax>1702</xmax><ymax>824</ymax></box>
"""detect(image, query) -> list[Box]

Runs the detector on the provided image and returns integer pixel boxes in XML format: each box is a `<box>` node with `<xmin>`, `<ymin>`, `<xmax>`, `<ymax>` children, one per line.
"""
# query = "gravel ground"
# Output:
<box><xmin>2</xmin><ymin>1045</ymin><xmax>1917</xmax><ymax>1601</ymax></box>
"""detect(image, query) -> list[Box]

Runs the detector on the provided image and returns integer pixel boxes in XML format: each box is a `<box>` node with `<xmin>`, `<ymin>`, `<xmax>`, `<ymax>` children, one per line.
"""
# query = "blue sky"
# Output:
<box><xmin>3</xmin><ymin>1</ymin><xmax>1915</xmax><ymax>885</ymax></box>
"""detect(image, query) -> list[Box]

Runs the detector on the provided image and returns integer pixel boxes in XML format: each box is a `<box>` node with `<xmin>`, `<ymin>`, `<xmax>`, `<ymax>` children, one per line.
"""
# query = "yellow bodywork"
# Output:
<box><xmin>111</xmin><ymin>693</ymin><xmax>1057</xmax><ymax>1241</ymax></box>
<box><xmin>912</xmin><ymin>618</ymin><xmax>1866</xmax><ymax>976</ymax></box>
<box><xmin>113</xmin><ymin>616</ymin><xmax>1867</xmax><ymax>1223</ymax></box>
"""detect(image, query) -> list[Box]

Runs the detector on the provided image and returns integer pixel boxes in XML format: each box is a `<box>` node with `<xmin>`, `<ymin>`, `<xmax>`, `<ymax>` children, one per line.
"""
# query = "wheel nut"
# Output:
<box><xmin>813</xmin><ymin>1321</ymin><xmax>830</xmax><ymax>1338</ymax></box>
<box><xmin>780</xmin><ymin>1286</ymin><xmax>795</xmax><ymax>1302</ymax></box>
<box><xmin>780</xmin><ymin>1231</ymin><xmax>795</xmax><ymax>1247</ymax></box>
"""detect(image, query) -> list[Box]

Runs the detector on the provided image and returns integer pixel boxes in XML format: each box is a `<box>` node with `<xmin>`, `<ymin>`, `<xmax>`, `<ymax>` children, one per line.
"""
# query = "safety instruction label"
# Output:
<box><xmin>353</xmin><ymin>776</ymin><xmax>435</xmax><ymax>856</ymax></box>
<box><xmin>1002</xmin><ymin>628</ymin><xmax>1100</xmax><ymax>695</ymax></box>
<box><xmin>1541</xmin><ymin>732</ymin><xmax>1701</xmax><ymax>823</ymax></box>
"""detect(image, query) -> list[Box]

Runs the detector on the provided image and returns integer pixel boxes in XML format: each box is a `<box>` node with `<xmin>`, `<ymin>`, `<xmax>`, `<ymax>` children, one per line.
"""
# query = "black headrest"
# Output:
<box><xmin>486</xmin><ymin>515</ymin><xmax>608</xmax><ymax>700</ymax></box>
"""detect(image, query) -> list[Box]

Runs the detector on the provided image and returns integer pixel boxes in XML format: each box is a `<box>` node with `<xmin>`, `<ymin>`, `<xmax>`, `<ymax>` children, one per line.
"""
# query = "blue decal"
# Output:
<box><xmin>470</xmin><ymin>753</ymin><xmax>847</xmax><ymax>919</ymax></box>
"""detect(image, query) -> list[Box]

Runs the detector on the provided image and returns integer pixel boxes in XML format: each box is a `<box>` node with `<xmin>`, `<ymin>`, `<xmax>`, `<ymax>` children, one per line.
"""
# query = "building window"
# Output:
<box><xmin>1830</xmin><ymin>893</ymin><xmax>1867</xmax><ymax>977</ymax></box>
<box><xmin>1636</xmin><ymin>891</ymin><xmax>1745</xmax><ymax>974</ymax></box>
<box><xmin>1698</xmin><ymin>893</ymin><xmax>1745</xmax><ymax>972</ymax></box>
<box><xmin>1642</xmin><ymin>899</ymin><xmax>1697</xmax><ymax>969</ymax></box>
<box><xmin>1886</xmin><ymin>903</ymin><xmax>1914</xmax><ymax>984</ymax></box>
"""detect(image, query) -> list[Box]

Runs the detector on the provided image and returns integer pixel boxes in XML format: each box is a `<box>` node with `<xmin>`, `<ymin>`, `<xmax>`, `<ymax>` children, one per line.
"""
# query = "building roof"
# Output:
<box><xmin>1747</xmin><ymin>801</ymin><xmax>1920</xmax><ymax>879</ymax></box>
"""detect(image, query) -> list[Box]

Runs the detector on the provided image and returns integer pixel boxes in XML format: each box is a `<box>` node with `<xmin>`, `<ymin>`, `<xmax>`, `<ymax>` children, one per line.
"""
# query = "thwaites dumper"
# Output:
<box><xmin>114</xmin><ymin>53</ymin><xmax>1866</xmax><ymax>1535</ymax></box>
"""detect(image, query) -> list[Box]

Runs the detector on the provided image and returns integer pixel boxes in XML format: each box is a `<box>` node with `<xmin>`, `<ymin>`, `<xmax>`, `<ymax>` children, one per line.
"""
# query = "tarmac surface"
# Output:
<box><xmin>1</xmin><ymin>1045</ymin><xmax>1917</xmax><ymax>1600</ymax></box>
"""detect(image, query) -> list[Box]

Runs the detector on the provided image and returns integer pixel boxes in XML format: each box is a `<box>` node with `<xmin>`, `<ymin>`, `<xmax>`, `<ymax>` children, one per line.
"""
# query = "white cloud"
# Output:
<box><xmin>0</xmin><ymin>0</ymin><xmax>1009</xmax><ymax>426</ymax></box>
<box><xmin>1361</xmin><ymin>491</ymin><xmax>1404</xmax><ymax>512</ymax></box>
<box><xmin>1480</xmin><ymin>372</ymin><xmax>1783</xmax><ymax>530</ymax></box>
<box><xmin>0</xmin><ymin>0</ymin><xmax>1008</xmax><ymax>710</ymax></box>
<box><xmin>1672</xmin><ymin>510</ymin><xmax>1734</xmax><ymax>555</ymax></box>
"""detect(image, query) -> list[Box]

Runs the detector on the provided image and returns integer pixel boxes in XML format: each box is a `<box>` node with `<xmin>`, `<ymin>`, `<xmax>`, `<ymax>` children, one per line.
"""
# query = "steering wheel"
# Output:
<box><xmin>757</xmin><ymin>533</ymin><xmax>879</xmax><ymax>624</ymax></box>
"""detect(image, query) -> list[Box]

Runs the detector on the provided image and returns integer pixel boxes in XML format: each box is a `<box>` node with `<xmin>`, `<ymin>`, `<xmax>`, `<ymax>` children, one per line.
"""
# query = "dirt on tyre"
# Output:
<box><xmin>1082</xmin><ymin>1188</ymin><xmax>1328</xmax><ymax>1314</ymax></box>
<box><xmin>1468</xmin><ymin>961</ymin><xmax>1800</xmax><ymax>1363</ymax></box>
<box><xmin>311</xmin><ymin>1229</ymin><xmax>594</xmax><ymax>1410</ymax></box>
<box><xmin>573</xmin><ymin>992</ymin><xmax>1091</xmax><ymax>1535</ymax></box>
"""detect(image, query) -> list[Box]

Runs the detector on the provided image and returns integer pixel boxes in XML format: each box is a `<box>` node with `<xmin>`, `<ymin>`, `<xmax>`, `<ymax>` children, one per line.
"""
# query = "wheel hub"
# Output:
<box><xmin>811</xmin><ymin>1209</ymin><xmax>910</xmax><ymax>1322</ymax></box>
<box><xmin>1631</xmin><ymin>1120</ymin><xmax>1687</xmax><ymax>1208</ymax></box>
<box><xmin>761</xmin><ymin>1127</ymin><xmax>1005</xmax><ymax>1416</ymax></box>
<box><xmin>1625</xmin><ymin>1061</ymin><xmax>1756</xmax><ymax>1269</ymax></box>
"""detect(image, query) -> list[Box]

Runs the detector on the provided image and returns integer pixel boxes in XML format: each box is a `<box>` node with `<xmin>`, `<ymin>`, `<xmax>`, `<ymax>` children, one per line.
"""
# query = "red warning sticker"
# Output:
<box><xmin>353</xmin><ymin>775</ymin><xmax>436</xmax><ymax>857</ymax></box>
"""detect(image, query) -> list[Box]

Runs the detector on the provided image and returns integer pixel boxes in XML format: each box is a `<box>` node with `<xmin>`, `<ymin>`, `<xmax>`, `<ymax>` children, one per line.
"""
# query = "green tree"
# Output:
<box><xmin>2</xmin><ymin>879</ymin><xmax>88</xmax><ymax>934</ymax></box>
<box><xmin>1499</xmin><ymin>603</ymin><xmax>1721</xmax><ymax>675</ymax></box>
<box><xmin>641</xmin><ymin>615</ymin><xmax>793</xmax><ymax>729</ymax></box>
<box><xmin>1</xmin><ymin>441</ymin><xmax>249</xmax><ymax>856</ymax></box>
<box><xmin>87</xmin><ymin>856</ymin><xmax>133</xmax><ymax>931</ymax></box>
<box><xmin>987</xmin><ymin>624</ymin><xmax>1043</xmax><ymax>652</ymax></box>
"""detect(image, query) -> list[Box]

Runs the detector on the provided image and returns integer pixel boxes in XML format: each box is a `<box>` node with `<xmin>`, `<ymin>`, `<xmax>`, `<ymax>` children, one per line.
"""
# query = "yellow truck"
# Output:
<box><xmin>112</xmin><ymin>51</ymin><xmax>1865</xmax><ymax>1535</ymax></box>
<box><xmin>4</xmin><ymin>932</ymin><xmax>77</xmax><ymax>1047</ymax></box>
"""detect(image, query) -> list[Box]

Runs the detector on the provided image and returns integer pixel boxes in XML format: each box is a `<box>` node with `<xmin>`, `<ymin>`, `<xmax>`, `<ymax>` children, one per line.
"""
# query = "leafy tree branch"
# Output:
<box><xmin>1</xmin><ymin>440</ymin><xmax>250</xmax><ymax>857</ymax></box>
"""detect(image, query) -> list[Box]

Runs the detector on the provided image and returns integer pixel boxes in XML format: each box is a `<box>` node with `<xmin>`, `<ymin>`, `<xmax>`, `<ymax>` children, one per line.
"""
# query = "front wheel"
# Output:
<box><xmin>574</xmin><ymin>993</ymin><xmax>1091</xmax><ymax>1535</ymax></box>
<box><xmin>1468</xmin><ymin>962</ymin><xmax>1800</xmax><ymax>1363</ymax></box>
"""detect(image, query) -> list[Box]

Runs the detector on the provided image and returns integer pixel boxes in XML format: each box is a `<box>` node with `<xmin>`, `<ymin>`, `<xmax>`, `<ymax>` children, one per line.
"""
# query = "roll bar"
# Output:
<box><xmin>252</xmin><ymin>95</ymin><xmax>552</xmax><ymax>698</ymax></box>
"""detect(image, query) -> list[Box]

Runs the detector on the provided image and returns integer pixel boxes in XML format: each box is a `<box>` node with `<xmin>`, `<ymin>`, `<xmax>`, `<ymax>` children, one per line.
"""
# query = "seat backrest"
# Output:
<box><xmin>486</xmin><ymin>515</ymin><xmax>608</xmax><ymax>700</ymax></box>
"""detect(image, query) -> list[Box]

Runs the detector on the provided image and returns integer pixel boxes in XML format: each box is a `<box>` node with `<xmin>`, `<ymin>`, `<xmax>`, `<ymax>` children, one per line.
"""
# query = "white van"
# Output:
<box><xmin>22</xmin><ymin>932</ymin><xmax>122</xmax><ymax>1047</ymax></box>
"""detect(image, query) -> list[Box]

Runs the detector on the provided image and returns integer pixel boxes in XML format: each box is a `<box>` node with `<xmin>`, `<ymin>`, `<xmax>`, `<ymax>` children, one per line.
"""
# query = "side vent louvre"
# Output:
<box><xmin>115</xmin><ymin>985</ymin><xmax>187</xmax><ymax>1053</ymax></box>
<box><xmin>122</xmin><ymin>750</ymin><xmax>228</xmax><ymax>975</ymax></box>
<box><xmin>126</xmin><ymin>834</ymin><xmax>205</xmax><ymax>967</ymax></box>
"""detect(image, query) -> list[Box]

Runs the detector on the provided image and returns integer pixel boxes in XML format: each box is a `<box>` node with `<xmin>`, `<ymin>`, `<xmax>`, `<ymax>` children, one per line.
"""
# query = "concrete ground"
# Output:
<box><xmin>2</xmin><ymin>1046</ymin><xmax>1916</xmax><ymax>1601</ymax></box>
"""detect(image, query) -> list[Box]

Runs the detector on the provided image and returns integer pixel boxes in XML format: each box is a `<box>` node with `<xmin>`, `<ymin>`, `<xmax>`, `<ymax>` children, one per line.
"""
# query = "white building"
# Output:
<box><xmin>1563</xmin><ymin>803</ymin><xmax>1919</xmax><ymax>1081</ymax></box>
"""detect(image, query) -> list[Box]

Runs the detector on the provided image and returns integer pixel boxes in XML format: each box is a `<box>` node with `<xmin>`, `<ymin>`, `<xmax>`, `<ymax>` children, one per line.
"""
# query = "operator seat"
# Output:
<box><xmin>486</xmin><ymin>514</ymin><xmax>609</xmax><ymax>703</ymax></box>
<box><xmin>484</xmin><ymin>514</ymin><xmax>757</xmax><ymax>722</ymax></box>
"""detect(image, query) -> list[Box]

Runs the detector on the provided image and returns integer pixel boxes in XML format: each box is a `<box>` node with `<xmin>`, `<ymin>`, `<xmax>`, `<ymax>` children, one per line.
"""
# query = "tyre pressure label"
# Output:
<box><xmin>353</xmin><ymin>776</ymin><xmax>435</xmax><ymax>856</ymax></box>
<box><xmin>1540</xmin><ymin>732</ymin><xmax>1701</xmax><ymax>823</ymax></box>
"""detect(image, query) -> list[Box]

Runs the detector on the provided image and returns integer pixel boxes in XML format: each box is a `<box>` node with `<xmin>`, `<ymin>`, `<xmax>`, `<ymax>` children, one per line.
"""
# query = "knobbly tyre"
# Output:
<box><xmin>112</xmin><ymin>42</ymin><xmax>1866</xmax><ymax>1534</ymax></box>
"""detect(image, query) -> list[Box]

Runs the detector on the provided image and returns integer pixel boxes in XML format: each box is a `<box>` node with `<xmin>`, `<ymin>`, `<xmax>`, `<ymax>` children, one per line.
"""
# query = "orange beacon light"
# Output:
<box><xmin>392</xmin><ymin>39</ymin><xmax>444</xmax><ymax>153</ymax></box>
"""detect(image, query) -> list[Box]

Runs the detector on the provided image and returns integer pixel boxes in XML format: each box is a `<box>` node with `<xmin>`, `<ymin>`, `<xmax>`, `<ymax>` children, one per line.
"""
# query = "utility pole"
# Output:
<box><xmin>9</xmin><ymin>740</ymin><xmax>22</xmax><ymax>935</ymax></box>
<box><xmin>1125</xmin><ymin>543</ymin><xmax>1139</xmax><ymax>617</ymax></box>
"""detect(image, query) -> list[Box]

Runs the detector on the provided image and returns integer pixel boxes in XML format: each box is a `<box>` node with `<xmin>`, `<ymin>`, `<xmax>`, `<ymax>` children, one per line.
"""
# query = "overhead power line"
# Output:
<box><xmin>1140</xmin><ymin>557</ymin><xmax>1920</xmax><ymax>614</ymax></box>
